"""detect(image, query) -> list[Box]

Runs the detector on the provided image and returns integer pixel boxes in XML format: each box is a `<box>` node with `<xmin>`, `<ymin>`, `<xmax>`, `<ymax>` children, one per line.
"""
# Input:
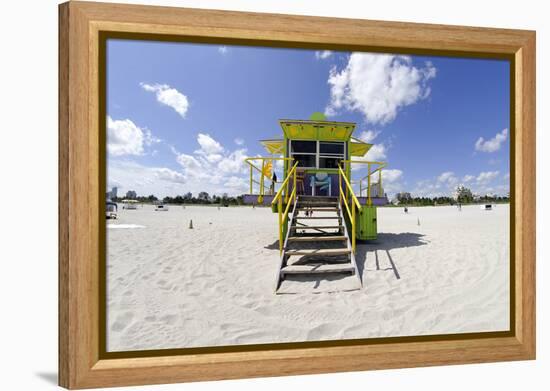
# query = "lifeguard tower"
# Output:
<box><xmin>244</xmin><ymin>113</ymin><xmax>387</xmax><ymax>292</ymax></box>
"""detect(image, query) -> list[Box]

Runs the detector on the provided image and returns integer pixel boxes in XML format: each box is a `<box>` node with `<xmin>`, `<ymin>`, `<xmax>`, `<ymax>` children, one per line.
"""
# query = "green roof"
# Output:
<box><xmin>278</xmin><ymin>119</ymin><xmax>356</xmax><ymax>141</ymax></box>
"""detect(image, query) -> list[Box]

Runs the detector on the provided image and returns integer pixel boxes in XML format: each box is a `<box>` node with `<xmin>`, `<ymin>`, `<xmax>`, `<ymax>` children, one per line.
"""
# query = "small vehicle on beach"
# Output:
<box><xmin>122</xmin><ymin>199</ymin><xmax>139</xmax><ymax>210</ymax></box>
<box><xmin>106</xmin><ymin>201</ymin><xmax>118</xmax><ymax>219</ymax></box>
<box><xmin>154</xmin><ymin>203</ymin><xmax>169</xmax><ymax>211</ymax></box>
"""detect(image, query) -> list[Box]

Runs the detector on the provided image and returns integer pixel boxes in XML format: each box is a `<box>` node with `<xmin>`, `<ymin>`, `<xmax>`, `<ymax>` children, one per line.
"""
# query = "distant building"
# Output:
<box><xmin>106</xmin><ymin>186</ymin><xmax>118</xmax><ymax>200</ymax></box>
<box><xmin>369</xmin><ymin>182</ymin><xmax>383</xmax><ymax>198</ymax></box>
<box><xmin>126</xmin><ymin>190</ymin><xmax>137</xmax><ymax>199</ymax></box>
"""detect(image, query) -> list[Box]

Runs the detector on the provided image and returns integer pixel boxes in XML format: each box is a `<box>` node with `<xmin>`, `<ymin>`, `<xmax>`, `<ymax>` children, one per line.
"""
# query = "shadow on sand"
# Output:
<box><xmin>264</xmin><ymin>232</ymin><xmax>428</xmax><ymax>284</ymax></box>
<box><xmin>264</xmin><ymin>240</ymin><xmax>280</xmax><ymax>251</ymax></box>
<box><xmin>355</xmin><ymin>232</ymin><xmax>429</xmax><ymax>281</ymax></box>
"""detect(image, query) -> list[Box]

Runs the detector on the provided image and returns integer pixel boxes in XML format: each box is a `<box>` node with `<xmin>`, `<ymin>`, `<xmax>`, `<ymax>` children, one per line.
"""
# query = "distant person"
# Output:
<box><xmin>404</xmin><ymin>206</ymin><xmax>408</xmax><ymax>214</ymax></box>
<box><xmin>458</xmin><ymin>203</ymin><xmax>462</xmax><ymax>211</ymax></box>
<box><xmin>270</xmin><ymin>172</ymin><xmax>277</xmax><ymax>195</ymax></box>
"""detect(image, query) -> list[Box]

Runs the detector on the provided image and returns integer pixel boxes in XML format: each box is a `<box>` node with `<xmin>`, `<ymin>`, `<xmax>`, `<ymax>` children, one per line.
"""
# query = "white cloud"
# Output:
<box><xmin>409</xmin><ymin>168</ymin><xmax>507</xmax><ymax>198</ymax></box>
<box><xmin>234</xmin><ymin>137</ymin><xmax>244</xmax><ymax>146</ymax></box>
<box><xmin>192</xmin><ymin>133</ymin><xmax>225</xmax><ymax>163</ymax></box>
<box><xmin>107</xmin><ymin>116</ymin><xmax>159</xmax><ymax>156</ymax></box>
<box><xmin>410</xmin><ymin>179</ymin><xmax>445</xmax><ymax>198</ymax></box>
<box><xmin>172</xmin><ymin>134</ymin><xmax>250</xmax><ymax>195</ymax></box>
<box><xmin>352</xmin><ymin>129</ymin><xmax>388</xmax><ymax>170</ymax></box>
<box><xmin>140</xmin><ymin>82</ymin><xmax>189</xmax><ymax>118</ymax></box>
<box><xmin>351</xmin><ymin>143</ymin><xmax>387</xmax><ymax>171</ymax></box>
<box><xmin>276</xmin><ymin>160</ymin><xmax>285</xmax><ymax>170</ymax></box>
<box><xmin>224</xmin><ymin>176</ymin><xmax>248</xmax><ymax>190</ymax></box>
<box><xmin>326</xmin><ymin>53</ymin><xmax>436</xmax><ymax>124</ymax></box>
<box><xmin>477</xmin><ymin>170</ymin><xmax>500</xmax><ymax>183</ymax></box>
<box><xmin>109</xmin><ymin>131</ymin><xmax>253</xmax><ymax>197</ymax></box>
<box><xmin>382</xmin><ymin>169</ymin><xmax>403</xmax><ymax>183</ymax></box>
<box><xmin>176</xmin><ymin>153</ymin><xmax>204</xmax><ymax>178</ymax></box>
<box><xmin>475</xmin><ymin>128</ymin><xmax>508</xmax><ymax>153</ymax></box>
<box><xmin>218</xmin><ymin>46</ymin><xmax>229</xmax><ymax>54</ymax></box>
<box><xmin>357</xmin><ymin>130</ymin><xmax>380</xmax><ymax>143</ymax></box>
<box><xmin>437</xmin><ymin>171</ymin><xmax>458</xmax><ymax>185</ymax></box>
<box><xmin>153</xmin><ymin>167</ymin><xmax>186</xmax><ymax>184</ymax></box>
<box><xmin>406</xmin><ymin>171</ymin><xmax>458</xmax><ymax>196</ymax></box>
<box><xmin>107</xmin><ymin>160</ymin><xmax>187</xmax><ymax>198</ymax></box>
<box><xmin>463</xmin><ymin>174</ymin><xmax>475</xmax><ymax>183</ymax></box>
<box><xmin>365</xmin><ymin>144</ymin><xmax>387</xmax><ymax>161</ymax></box>
<box><xmin>315</xmin><ymin>50</ymin><xmax>333</xmax><ymax>60</ymax></box>
<box><xmin>196</xmin><ymin>133</ymin><xmax>224</xmax><ymax>154</ymax></box>
<box><xmin>371</xmin><ymin>168</ymin><xmax>404</xmax><ymax>199</ymax></box>
<box><xmin>218</xmin><ymin>149</ymin><xmax>248</xmax><ymax>175</ymax></box>
<box><xmin>503</xmin><ymin>172</ymin><xmax>510</xmax><ymax>180</ymax></box>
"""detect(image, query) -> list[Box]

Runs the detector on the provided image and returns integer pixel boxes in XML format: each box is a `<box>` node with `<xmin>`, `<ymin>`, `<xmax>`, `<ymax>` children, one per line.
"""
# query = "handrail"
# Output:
<box><xmin>271</xmin><ymin>161</ymin><xmax>299</xmax><ymax>205</ymax></box>
<box><xmin>244</xmin><ymin>157</ymin><xmax>293</xmax><ymax>203</ymax></box>
<box><xmin>272</xmin><ymin>161</ymin><xmax>299</xmax><ymax>254</ymax></box>
<box><xmin>338</xmin><ymin>163</ymin><xmax>361</xmax><ymax>253</ymax></box>
<box><xmin>338</xmin><ymin>164</ymin><xmax>362</xmax><ymax>210</ymax></box>
<box><xmin>338</xmin><ymin>159</ymin><xmax>386</xmax><ymax>252</ymax></box>
<box><xmin>342</xmin><ymin>160</ymin><xmax>387</xmax><ymax>203</ymax></box>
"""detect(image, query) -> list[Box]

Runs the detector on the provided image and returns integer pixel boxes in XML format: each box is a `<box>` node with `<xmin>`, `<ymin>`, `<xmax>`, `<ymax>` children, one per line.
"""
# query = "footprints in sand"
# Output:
<box><xmin>141</xmin><ymin>271</ymin><xmax>159</xmax><ymax>281</ymax></box>
<box><xmin>162</xmin><ymin>265</ymin><xmax>173</xmax><ymax>274</ymax></box>
<box><xmin>143</xmin><ymin>312</ymin><xmax>179</xmax><ymax>326</ymax></box>
<box><xmin>306</xmin><ymin>323</ymin><xmax>343</xmax><ymax>340</ymax></box>
<box><xmin>111</xmin><ymin>311</ymin><xmax>134</xmax><ymax>332</ymax></box>
<box><xmin>112</xmin><ymin>311</ymin><xmax>180</xmax><ymax>334</ymax></box>
<box><xmin>156</xmin><ymin>279</ymin><xmax>173</xmax><ymax>291</ymax></box>
<box><xmin>160</xmin><ymin>314</ymin><xmax>179</xmax><ymax>326</ymax></box>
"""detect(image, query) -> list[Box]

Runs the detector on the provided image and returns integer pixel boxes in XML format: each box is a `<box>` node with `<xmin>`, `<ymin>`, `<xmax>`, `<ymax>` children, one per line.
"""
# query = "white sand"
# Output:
<box><xmin>107</xmin><ymin>204</ymin><xmax>509</xmax><ymax>352</ymax></box>
<box><xmin>107</xmin><ymin>224</ymin><xmax>146</xmax><ymax>229</ymax></box>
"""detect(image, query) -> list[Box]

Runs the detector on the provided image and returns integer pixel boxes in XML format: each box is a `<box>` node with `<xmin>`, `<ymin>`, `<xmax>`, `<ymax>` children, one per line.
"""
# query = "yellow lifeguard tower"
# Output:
<box><xmin>244</xmin><ymin>112</ymin><xmax>387</xmax><ymax>291</ymax></box>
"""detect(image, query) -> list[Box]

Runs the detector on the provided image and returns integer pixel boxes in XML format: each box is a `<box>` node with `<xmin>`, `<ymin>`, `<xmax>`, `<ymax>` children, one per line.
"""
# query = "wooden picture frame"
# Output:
<box><xmin>59</xmin><ymin>1</ymin><xmax>536</xmax><ymax>389</ymax></box>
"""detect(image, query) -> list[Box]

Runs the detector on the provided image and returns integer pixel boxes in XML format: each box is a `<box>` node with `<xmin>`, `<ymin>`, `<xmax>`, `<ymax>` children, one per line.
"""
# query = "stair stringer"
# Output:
<box><xmin>338</xmin><ymin>200</ymin><xmax>363</xmax><ymax>288</ymax></box>
<box><xmin>273</xmin><ymin>197</ymin><xmax>299</xmax><ymax>292</ymax></box>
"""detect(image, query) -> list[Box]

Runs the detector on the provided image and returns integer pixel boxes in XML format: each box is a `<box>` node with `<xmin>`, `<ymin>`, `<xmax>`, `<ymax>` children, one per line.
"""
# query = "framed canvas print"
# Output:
<box><xmin>59</xmin><ymin>1</ymin><xmax>536</xmax><ymax>389</ymax></box>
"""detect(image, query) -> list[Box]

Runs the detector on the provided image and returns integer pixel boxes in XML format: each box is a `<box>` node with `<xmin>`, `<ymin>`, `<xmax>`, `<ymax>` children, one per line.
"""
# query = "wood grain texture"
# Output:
<box><xmin>515</xmin><ymin>35</ymin><xmax>536</xmax><ymax>355</ymax></box>
<box><xmin>58</xmin><ymin>1</ymin><xmax>536</xmax><ymax>389</ymax></box>
<box><xmin>58</xmin><ymin>3</ymin><xmax>70</xmax><ymax>387</ymax></box>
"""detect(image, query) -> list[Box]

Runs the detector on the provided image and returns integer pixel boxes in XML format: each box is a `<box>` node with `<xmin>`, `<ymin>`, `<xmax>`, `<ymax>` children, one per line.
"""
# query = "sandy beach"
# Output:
<box><xmin>106</xmin><ymin>204</ymin><xmax>509</xmax><ymax>352</ymax></box>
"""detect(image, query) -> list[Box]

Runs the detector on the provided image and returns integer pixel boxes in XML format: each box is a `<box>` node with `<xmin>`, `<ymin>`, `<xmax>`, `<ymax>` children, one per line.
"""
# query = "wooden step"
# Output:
<box><xmin>281</xmin><ymin>263</ymin><xmax>355</xmax><ymax>275</ymax></box>
<box><xmin>298</xmin><ymin>202</ymin><xmax>339</xmax><ymax>206</ymax></box>
<box><xmin>295</xmin><ymin>216</ymin><xmax>340</xmax><ymax>220</ymax></box>
<box><xmin>296</xmin><ymin>207</ymin><xmax>339</xmax><ymax>212</ymax></box>
<box><xmin>291</xmin><ymin>225</ymin><xmax>343</xmax><ymax>229</ymax></box>
<box><xmin>285</xmin><ymin>248</ymin><xmax>351</xmax><ymax>257</ymax></box>
<box><xmin>298</xmin><ymin>196</ymin><xmax>338</xmax><ymax>201</ymax></box>
<box><xmin>287</xmin><ymin>235</ymin><xmax>347</xmax><ymax>242</ymax></box>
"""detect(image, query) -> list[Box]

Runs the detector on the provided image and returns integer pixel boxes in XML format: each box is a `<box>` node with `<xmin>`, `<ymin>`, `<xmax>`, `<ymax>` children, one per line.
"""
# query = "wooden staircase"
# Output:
<box><xmin>274</xmin><ymin>195</ymin><xmax>362</xmax><ymax>293</ymax></box>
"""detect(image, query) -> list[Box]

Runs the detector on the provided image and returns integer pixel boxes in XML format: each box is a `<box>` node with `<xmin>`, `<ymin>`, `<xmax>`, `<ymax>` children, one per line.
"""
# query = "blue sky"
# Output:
<box><xmin>107</xmin><ymin>40</ymin><xmax>510</xmax><ymax>198</ymax></box>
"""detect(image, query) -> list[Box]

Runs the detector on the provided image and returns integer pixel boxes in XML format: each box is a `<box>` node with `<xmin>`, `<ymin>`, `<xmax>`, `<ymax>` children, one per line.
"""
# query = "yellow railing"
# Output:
<box><xmin>244</xmin><ymin>157</ymin><xmax>293</xmax><ymax>204</ymax></box>
<box><xmin>343</xmin><ymin>160</ymin><xmax>387</xmax><ymax>206</ymax></box>
<box><xmin>338</xmin><ymin>163</ymin><xmax>362</xmax><ymax>253</ymax></box>
<box><xmin>272</xmin><ymin>161</ymin><xmax>299</xmax><ymax>254</ymax></box>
